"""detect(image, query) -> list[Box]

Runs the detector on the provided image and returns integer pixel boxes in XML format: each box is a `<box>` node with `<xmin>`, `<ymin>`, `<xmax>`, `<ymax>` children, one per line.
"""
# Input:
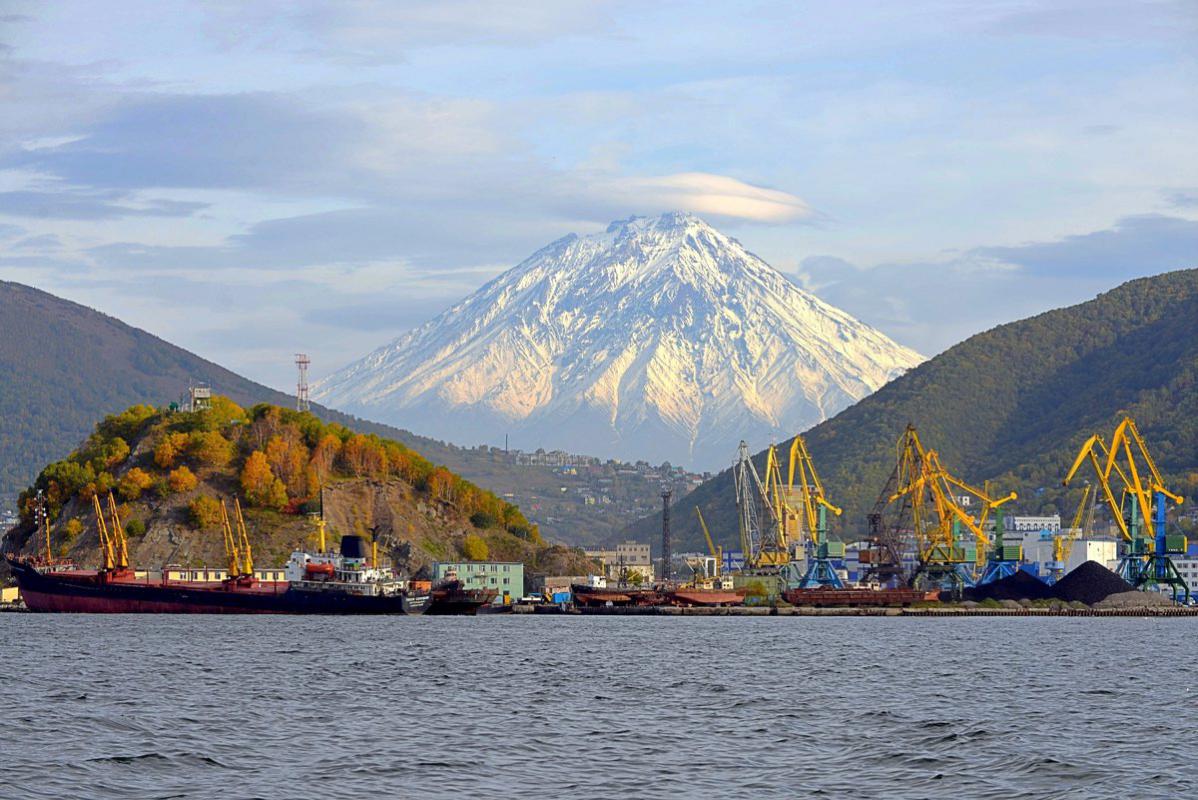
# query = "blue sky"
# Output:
<box><xmin>0</xmin><ymin>1</ymin><xmax>1195</xmax><ymax>390</ymax></box>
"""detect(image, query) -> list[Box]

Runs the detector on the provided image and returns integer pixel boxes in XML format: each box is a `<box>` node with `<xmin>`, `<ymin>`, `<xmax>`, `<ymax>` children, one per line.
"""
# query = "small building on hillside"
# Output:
<box><xmin>432</xmin><ymin>560</ymin><xmax>525</xmax><ymax>603</ymax></box>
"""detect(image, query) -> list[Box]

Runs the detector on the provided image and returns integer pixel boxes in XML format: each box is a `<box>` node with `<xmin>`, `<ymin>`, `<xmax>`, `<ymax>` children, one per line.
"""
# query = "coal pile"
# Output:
<box><xmin>1051</xmin><ymin>561</ymin><xmax>1132</xmax><ymax>605</ymax></box>
<box><xmin>965</xmin><ymin>570</ymin><xmax>1054</xmax><ymax>602</ymax></box>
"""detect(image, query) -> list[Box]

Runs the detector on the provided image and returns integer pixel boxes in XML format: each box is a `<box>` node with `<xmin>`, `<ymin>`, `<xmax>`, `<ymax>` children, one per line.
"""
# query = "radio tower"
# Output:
<box><xmin>295</xmin><ymin>354</ymin><xmax>311</xmax><ymax>411</ymax></box>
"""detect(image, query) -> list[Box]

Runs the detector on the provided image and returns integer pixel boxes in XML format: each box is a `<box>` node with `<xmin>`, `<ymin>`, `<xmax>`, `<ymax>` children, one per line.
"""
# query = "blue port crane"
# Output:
<box><xmin>1063</xmin><ymin>417</ymin><xmax>1189</xmax><ymax>602</ymax></box>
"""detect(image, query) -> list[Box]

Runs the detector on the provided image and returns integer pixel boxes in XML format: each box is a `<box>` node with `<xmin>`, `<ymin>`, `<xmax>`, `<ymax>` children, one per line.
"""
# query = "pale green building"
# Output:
<box><xmin>432</xmin><ymin>560</ymin><xmax>525</xmax><ymax>603</ymax></box>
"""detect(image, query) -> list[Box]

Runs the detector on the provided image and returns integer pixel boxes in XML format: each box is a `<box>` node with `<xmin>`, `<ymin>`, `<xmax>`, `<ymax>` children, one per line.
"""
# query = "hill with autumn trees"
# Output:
<box><xmin>2</xmin><ymin>397</ymin><xmax>595</xmax><ymax>578</ymax></box>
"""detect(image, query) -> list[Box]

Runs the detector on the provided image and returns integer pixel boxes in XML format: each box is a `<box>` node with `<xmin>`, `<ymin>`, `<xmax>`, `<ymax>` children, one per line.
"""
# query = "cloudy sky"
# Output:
<box><xmin>1</xmin><ymin>1</ymin><xmax>1195</xmax><ymax>390</ymax></box>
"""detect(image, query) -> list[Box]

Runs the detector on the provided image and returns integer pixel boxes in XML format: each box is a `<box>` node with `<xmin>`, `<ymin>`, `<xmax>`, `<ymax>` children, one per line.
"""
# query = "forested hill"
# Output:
<box><xmin>625</xmin><ymin>268</ymin><xmax>1198</xmax><ymax>553</ymax></box>
<box><xmin>2</xmin><ymin>399</ymin><xmax>594</xmax><ymax>578</ymax></box>
<box><xmin>0</xmin><ymin>281</ymin><xmax>456</xmax><ymax>508</ymax></box>
<box><xmin>0</xmin><ymin>282</ymin><xmax>705</xmax><ymax>545</ymax></box>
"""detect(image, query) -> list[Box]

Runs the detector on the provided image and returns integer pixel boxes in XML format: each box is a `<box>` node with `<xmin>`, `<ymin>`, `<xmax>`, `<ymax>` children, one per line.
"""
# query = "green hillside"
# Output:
<box><xmin>626</xmin><ymin>269</ymin><xmax>1198</xmax><ymax>553</ymax></box>
<box><xmin>2</xmin><ymin>399</ymin><xmax>595</xmax><ymax>578</ymax></box>
<box><xmin>0</xmin><ymin>281</ymin><xmax>681</xmax><ymax>543</ymax></box>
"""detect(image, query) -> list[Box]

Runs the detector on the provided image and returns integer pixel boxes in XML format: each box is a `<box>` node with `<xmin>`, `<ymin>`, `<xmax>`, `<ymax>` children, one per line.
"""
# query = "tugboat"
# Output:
<box><xmin>425</xmin><ymin>568</ymin><xmax>497</xmax><ymax>615</ymax></box>
<box><xmin>6</xmin><ymin>494</ymin><xmax>430</xmax><ymax>615</ymax></box>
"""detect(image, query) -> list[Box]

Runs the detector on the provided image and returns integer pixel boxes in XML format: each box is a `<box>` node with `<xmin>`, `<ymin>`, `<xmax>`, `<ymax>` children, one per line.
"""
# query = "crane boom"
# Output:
<box><xmin>233</xmin><ymin>497</ymin><xmax>254</xmax><ymax>576</ymax></box>
<box><xmin>106</xmin><ymin>492</ymin><xmax>128</xmax><ymax>569</ymax></box>
<box><xmin>92</xmin><ymin>494</ymin><xmax>115</xmax><ymax>570</ymax></box>
<box><xmin>219</xmin><ymin>499</ymin><xmax>242</xmax><ymax>577</ymax></box>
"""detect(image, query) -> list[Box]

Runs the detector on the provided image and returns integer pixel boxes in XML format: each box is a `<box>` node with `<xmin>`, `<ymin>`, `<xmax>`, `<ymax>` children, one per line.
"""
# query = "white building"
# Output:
<box><xmin>1022</xmin><ymin>532</ymin><xmax>1118</xmax><ymax>574</ymax></box>
<box><xmin>1008</xmin><ymin>515</ymin><xmax>1062</xmax><ymax>533</ymax></box>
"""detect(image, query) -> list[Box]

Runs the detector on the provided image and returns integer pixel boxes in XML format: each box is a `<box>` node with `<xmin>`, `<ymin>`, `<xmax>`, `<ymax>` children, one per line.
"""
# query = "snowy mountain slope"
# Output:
<box><xmin>314</xmin><ymin>212</ymin><xmax>923</xmax><ymax>468</ymax></box>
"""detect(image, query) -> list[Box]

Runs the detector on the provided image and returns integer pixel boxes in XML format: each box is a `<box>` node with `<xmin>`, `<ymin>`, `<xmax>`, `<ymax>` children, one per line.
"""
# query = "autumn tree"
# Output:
<box><xmin>240</xmin><ymin>450</ymin><xmax>287</xmax><ymax>509</ymax></box>
<box><xmin>188</xmin><ymin>430</ymin><xmax>233</xmax><ymax>468</ymax></box>
<box><xmin>427</xmin><ymin>466</ymin><xmax>456</xmax><ymax>503</ymax></box>
<box><xmin>154</xmin><ymin>432</ymin><xmax>189</xmax><ymax>469</ymax></box>
<box><xmin>340</xmin><ymin>434</ymin><xmax>385</xmax><ymax>478</ymax></box>
<box><xmin>188</xmin><ymin>495</ymin><xmax>222</xmax><ymax>528</ymax></box>
<box><xmin>117</xmin><ymin>468</ymin><xmax>154</xmax><ymax>501</ymax></box>
<box><xmin>167</xmin><ymin>466</ymin><xmax>199</xmax><ymax>493</ymax></box>
<box><xmin>309</xmin><ymin>433</ymin><xmax>341</xmax><ymax>485</ymax></box>
<box><xmin>265</xmin><ymin>434</ymin><xmax>308</xmax><ymax>498</ymax></box>
<box><xmin>462</xmin><ymin>533</ymin><xmax>489</xmax><ymax>561</ymax></box>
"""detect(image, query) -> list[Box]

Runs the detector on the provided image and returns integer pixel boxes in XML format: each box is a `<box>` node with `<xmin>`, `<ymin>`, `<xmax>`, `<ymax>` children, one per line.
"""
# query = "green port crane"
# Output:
<box><xmin>1063</xmin><ymin>417</ymin><xmax>1189</xmax><ymax>602</ymax></box>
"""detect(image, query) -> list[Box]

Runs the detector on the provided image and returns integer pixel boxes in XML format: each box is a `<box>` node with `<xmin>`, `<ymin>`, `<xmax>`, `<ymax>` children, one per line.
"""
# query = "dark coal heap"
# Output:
<box><xmin>1051</xmin><ymin>561</ymin><xmax>1132</xmax><ymax>605</ymax></box>
<box><xmin>965</xmin><ymin>570</ymin><xmax>1053</xmax><ymax>602</ymax></box>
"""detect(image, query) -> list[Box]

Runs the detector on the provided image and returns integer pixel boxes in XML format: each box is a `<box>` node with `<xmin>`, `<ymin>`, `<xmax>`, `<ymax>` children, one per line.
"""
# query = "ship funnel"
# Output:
<box><xmin>340</xmin><ymin>535</ymin><xmax>368</xmax><ymax>559</ymax></box>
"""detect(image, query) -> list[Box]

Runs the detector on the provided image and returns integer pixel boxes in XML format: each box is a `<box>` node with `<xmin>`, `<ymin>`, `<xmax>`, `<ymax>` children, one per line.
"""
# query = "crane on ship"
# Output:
<box><xmin>1063</xmin><ymin>417</ymin><xmax>1189</xmax><ymax>602</ymax></box>
<box><xmin>92</xmin><ymin>491</ymin><xmax>129</xmax><ymax>572</ymax></box>
<box><xmin>782</xmin><ymin>435</ymin><xmax>845</xmax><ymax>588</ymax></box>
<box><xmin>219</xmin><ymin>498</ymin><xmax>255</xmax><ymax>582</ymax></box>
<box><xmin>887</xmin><ymin>436</ymin><xmax>1016</xmax><ymax>597</ymax></box>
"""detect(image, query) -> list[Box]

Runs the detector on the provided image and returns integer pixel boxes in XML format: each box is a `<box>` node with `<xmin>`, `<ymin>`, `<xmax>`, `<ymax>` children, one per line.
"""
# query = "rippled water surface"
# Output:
<box><xmin>3</xmin><ymin>616</ymin><xmax>1197</xmax><ymax>799</ymax></box>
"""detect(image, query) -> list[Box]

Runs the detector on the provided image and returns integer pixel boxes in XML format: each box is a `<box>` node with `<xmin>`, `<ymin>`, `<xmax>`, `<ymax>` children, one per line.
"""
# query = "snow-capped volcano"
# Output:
<box><xmin>314</xmin><ymin>212</ymin><xmax>923</xmax><ymax>468</ymax></box>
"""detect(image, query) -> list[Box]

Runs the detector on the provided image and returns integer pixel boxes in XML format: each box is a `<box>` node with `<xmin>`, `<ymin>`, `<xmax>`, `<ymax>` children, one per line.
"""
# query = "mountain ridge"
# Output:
<box><xmin>0</xmin><ymin>280</ymin><xmax>700</xmax><ymax>544</ymax></box>
<box><xmin>623</xmin><ymin>268</ymin><xmax>1198</xmax><ymax>553</ymax></box>
<box><xmin>315</xmin><ymin>212</ymin><xmax>923</xmax><ymax>468</ymax></box>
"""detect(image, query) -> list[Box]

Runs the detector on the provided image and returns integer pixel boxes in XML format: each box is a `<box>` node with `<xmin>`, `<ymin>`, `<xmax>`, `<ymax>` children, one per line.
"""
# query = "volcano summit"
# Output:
<box><xmin>315</xmin><ymin>213</ymin><xmax>922</xmax><ymax>468</ymax></box>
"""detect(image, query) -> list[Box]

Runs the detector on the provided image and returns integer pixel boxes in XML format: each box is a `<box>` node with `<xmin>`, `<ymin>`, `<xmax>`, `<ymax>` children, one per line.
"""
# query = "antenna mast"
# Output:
<box><xmin>295</xmin><ymin>353</ymin><xmax>311</xmax><ymax>411</ymax></box>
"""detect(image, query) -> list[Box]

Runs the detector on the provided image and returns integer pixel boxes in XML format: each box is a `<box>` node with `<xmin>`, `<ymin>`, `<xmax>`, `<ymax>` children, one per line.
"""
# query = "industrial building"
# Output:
<box><xmin>583</xmin><ymin>540</ymin><xmax>654</xmax><ymax>583</ymax></box>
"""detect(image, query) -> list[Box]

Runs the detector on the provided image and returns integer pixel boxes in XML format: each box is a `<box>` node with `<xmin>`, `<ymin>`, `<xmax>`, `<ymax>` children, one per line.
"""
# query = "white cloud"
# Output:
<box><xmin>602</xmin><ymin>172</ymin><xmax>812</xmax><ymax>224</ymax></box>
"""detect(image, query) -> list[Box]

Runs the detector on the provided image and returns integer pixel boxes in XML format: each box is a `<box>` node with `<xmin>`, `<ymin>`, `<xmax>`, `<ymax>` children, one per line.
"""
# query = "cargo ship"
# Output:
<box><xmin>6</xmin><ymin>533</ymin><xmax>431</xmax><ymax>614</ymax></box>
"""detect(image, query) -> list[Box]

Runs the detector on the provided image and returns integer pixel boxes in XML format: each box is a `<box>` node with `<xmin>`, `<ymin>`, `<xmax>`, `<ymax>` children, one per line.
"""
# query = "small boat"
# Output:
<box><xmin>425</xmin><ymin>569</ymin><xmax>497</xmax><ymax>615</ymax></box>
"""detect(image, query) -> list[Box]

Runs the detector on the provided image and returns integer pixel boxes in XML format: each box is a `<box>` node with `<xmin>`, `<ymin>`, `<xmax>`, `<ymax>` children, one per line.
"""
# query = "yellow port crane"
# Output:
<box><xmin>888</xmin><ymin>440</ymin><xmax>1016</xmax><ymax>596</ymax></box>
<box><xmin>781</xmin><ymin>435</ymin><xmax>845</xmax><ymax>588</ymax></box>
<box><xmin>1063</xmin><ymin>416</ymin><xmax>1188</xmax><ymax>601</ymax></box>
<box><xmin>694</xmin><ymin>507</ymin><xmax>723</xmax><ymax>578</ymax></box>
<box><xmin>760</xmin><ymin>444</ymin><xmax>793</xmax><ymax>565</ymax></box>
<box><xmin>1051</xmin><ymin>482</ymin><xmax>1094</xmax><ymax>582</ymax></box>
<box><xmin>734</xmin><ymin>440</ymin><xmax>788</xmax><ymax>568</ymax></box>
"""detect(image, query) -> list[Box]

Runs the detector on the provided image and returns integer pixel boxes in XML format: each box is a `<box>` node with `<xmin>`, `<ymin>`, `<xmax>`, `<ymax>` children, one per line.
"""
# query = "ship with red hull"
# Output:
<box><xmin>6</xmin><ymin>556</ymin><xmax>430</xmax><ymax>614</ymax></box>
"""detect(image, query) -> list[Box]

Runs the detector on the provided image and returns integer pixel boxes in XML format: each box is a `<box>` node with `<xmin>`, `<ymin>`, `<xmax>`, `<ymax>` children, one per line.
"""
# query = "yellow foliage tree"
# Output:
<box><xmin>188</xmin><ymin>495</ymin><xmax>222</xmax><ymax>528</ymax></box>
<box><xmin>188</xmin><ymin>430</ymin><xmax>233</xmax><ymax>468</ymax></box>
<box><xmin>118</xmin><ymin>467</ymin><xmax>154</xmax><ymax>500</ymax></box>
<box><xmin>265</xmin><ymin>434</ymin><xmax>308</xmax><ymax>498</ymax></box>
<box><xmin>462</xmin><ymin>533</ymin><xmax>489</xmax><ymax>561</ymax></box>
<box><xmin>167</xmin><ymin>465</ymin><xmax>199</xmax><ymax>493</ymax></box>
<box><xmin>154</xmin><ymin>432</ymin><xmax>188</xmax><ymax>469</ymax></box>
<box><xmin>240</xmin><ymin>451</ymin><xmax>288</xmax><ymax>509</ymax></box>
